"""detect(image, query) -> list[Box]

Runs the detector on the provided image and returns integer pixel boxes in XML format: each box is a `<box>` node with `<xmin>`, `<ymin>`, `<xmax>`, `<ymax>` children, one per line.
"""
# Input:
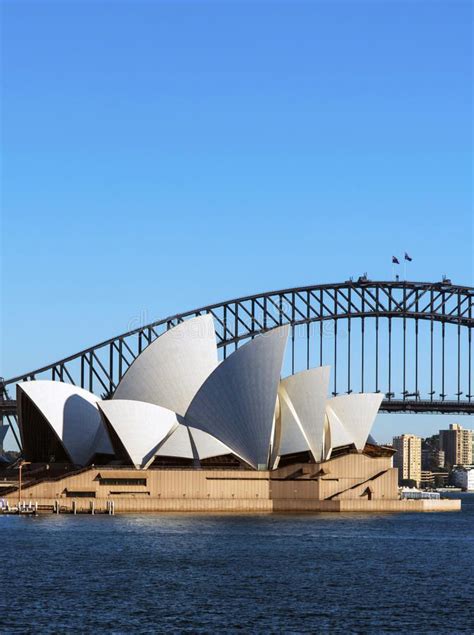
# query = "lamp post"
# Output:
<box><xmin>18</xmin><ymin>460</ymin><xmax>31</xmax><ymax>508</ymax></box>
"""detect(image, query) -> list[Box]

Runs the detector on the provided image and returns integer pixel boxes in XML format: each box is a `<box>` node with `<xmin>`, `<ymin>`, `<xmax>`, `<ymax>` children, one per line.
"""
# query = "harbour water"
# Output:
<box><xmin>1</xmin><ymin>494</ymin><xmax>473</xmax><ymax>634</ymax></box>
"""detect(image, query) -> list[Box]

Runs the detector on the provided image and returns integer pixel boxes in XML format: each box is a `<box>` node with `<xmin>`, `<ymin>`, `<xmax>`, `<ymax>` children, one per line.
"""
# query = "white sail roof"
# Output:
<box><xmin>155</xmin><ymin>424</ymin><xmax>194</xmax><ymax>459</ymax></box>
<box><xmin>278</xmin><ymin>366</ymin><xmax>330</xmax><ymax>461</ymax></box>
<box><xmin>90</xmin><ymin>420</ymin><xmax>114</xmax><ymax>457</ymax></box>
<box><xmin>324</xmin><ymin>409</ymin><xmax>353</xmax><ymax>458</ymax></box>
<box><xmin>98</xmin><ymin>400</ymin><xmax>179</xmax><ymax>469</ymax></box>
<box><xmin>326</xmin><ymin>393</ymin><xmax>384</xmax><ymax>452</ymax></box>
<box><xmin>156</xmin><ymin>424</ymin><xmax>231</xmax><ymax>461</ymax></box>
<box><xmin>17</xmin><ymin>380</ymin><xmax>113</xmax><ymax>465</ymax></box>
<box><xmin>113</xmin><ymin>314</ymin><xmax>218</xmax><ymax>416</ymax></box>
<box><xmin>185</xmin><ymin>325</ymin><xmax>289</xmax><ymax>469</ymax></box>
<box><xmin>276</xmin><ymin>394</ymin><xmax>309</xmax><ymax>456</ymax></box>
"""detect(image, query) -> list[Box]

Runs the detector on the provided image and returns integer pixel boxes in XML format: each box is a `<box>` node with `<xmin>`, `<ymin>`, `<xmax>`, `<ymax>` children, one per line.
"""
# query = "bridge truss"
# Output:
<box><xmin>1</xmin><ymin>279</ymin><xmax>473</xmax><ymax>449</ymax></box>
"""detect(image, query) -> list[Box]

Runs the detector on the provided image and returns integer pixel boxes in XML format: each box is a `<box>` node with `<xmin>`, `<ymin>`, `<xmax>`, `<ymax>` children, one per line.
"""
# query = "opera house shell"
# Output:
<box><xmin>17</xmin><ymin>315</ymin><xmax>385</xmax><ymax>471</ymax></box>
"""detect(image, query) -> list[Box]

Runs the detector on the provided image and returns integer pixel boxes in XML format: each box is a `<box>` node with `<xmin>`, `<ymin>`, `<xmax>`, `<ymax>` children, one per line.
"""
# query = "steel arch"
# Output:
<box><xmin>1</xmin><ymin>279</ymin><xmax>473</xmax><ymax>446</ymax></box>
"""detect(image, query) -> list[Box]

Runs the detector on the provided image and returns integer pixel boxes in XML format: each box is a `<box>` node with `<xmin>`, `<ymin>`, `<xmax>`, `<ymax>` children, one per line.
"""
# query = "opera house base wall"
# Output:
<box><xmin>5</xmin><ymin>497</ymin><xmax>460</xmax><ymax>513</ymax></box>
<box><xmin>5</xmin><ymin>454</ymin><xmax>461</xmax><ymax>513</ymax></box>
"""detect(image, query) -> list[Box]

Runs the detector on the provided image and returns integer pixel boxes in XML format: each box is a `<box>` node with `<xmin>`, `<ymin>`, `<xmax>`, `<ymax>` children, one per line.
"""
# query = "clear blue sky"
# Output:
<box><xmin>1</xmin><ymin>1</ymin><xmax>473</xmax><ymax>447</ymax></box>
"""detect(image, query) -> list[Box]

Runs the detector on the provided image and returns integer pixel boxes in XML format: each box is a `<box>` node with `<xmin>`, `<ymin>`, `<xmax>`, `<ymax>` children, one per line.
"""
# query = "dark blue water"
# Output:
<box><xmin>2</xmin><ymin>494</ymin><xmax>473</xmax><ymax>634</ymax></box>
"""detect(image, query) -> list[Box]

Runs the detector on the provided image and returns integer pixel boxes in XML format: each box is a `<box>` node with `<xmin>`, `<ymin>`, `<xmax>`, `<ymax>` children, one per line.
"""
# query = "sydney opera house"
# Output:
<box><xmin>9</xmin><ymin>316</ymin><xmax>456</xmax><ymax>512</ymax></box>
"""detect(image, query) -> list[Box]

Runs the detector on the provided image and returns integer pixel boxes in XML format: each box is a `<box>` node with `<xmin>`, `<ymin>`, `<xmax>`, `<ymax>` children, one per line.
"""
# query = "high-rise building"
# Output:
<box><xmin>439</xmin><ymin>424</ymin><xmax>472</xmax><ymax>468</ymax></box>
<box><xmin>421</xmin><ymin>434</ymin><xmax>445</xmax><ymax>470</ymax></box>
<box><xmin>393</xmin><ymin>434</ymin><xmax>422</xmax><ymax>485</ymax></box>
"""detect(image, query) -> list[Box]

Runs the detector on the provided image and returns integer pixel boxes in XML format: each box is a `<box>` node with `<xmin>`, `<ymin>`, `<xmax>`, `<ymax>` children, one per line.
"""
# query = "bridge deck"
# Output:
<box><xmin>1</xmin><ymin>398</ymin><xmax>473</xmax><ymax>418</ymax></box>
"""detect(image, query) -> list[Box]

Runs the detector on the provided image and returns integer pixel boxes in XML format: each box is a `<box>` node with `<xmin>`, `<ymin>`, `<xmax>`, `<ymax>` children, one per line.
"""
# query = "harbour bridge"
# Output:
<box><xmin>1</xmin><ymin>278</ymin><xmax>473</xmax><ymax>450</ymax></box>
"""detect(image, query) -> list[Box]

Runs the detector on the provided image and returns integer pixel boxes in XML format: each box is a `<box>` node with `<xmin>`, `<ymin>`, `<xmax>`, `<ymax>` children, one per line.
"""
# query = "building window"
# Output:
<box><xmin>65</xmin><ymin>490</ymin><xmax>96</xmax><ymax>498</ymax></box>
<box><xmin>98</xmin><ymin>478</ymin><xmax>147</xmax><ymax>486</ymax></box>
<box><xmin>108</xmin><ymin>491</ymin><xmax>151</xmax><ymax>496</ymax></box>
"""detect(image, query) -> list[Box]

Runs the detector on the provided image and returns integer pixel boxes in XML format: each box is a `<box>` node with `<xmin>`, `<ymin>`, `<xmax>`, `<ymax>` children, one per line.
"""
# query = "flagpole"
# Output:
<box><xmin>392</xmin><ymin>257</ymin><xmax>399</xmax><ymax>280</ymax></box>
<box><xmin>404</xmin><ymin>253</ymin><xmax>413</xmax><ymax>281</ymax></box>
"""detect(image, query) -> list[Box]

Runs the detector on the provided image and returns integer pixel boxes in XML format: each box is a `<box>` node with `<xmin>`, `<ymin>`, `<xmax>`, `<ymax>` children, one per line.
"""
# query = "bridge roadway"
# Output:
<box><xmin>1</xmin><ymin>397</ymin><xmax>473</xmax><ymax>419</ymax></box>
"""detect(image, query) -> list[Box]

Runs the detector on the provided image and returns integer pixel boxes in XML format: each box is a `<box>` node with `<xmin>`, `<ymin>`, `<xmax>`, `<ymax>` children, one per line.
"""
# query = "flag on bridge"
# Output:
<box><xmin>392</xmin><ymin>256</ymin><xmax>400</xmax><ymax>265</ymax></box>
<box><xmin>405</xmin><ymin>252</ymin><xmax>413</xmax><ymax>262</ymax></box>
